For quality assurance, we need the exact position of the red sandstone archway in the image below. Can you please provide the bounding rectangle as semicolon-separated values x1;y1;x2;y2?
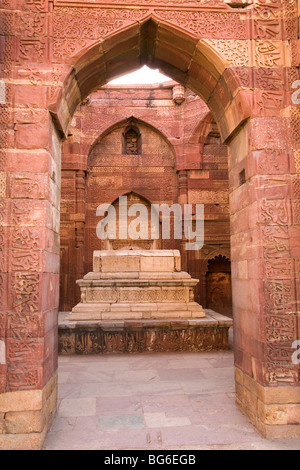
50;16;299;439
1;4;299;449
50;17;251;142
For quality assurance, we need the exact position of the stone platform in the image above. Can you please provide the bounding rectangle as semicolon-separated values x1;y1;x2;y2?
58;310;233;355
69;250;205;321
62;250;232;354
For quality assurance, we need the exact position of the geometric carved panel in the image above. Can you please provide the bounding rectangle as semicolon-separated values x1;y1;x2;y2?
0;172;6;198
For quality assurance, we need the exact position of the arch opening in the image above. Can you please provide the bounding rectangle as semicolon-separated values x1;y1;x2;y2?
51;17;250;142
205;255;232;317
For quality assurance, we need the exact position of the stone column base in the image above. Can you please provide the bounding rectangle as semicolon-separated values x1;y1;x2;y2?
235;367;300;438
0;373;57;450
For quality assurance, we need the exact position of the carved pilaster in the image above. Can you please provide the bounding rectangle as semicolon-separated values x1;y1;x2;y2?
75;170;86;284
178;170;188;271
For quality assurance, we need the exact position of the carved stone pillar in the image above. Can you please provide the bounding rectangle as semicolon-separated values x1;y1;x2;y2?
178;170;188;272
200;273;207;309
229;116;300;438
75;170;86;291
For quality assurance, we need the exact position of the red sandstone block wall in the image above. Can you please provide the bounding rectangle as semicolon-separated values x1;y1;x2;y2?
59;84;231;312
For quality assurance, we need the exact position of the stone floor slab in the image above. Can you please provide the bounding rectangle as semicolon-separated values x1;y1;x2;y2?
96;396;143;414
58;398;96;417
144;412;191;428
43;351;300;450
157;368;205;381
98;414;145;430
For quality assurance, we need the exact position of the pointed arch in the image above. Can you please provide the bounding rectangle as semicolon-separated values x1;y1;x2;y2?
87;116;176;165
102;191;162;251
189;111;215;146
109;190;154;209
50;17;250;142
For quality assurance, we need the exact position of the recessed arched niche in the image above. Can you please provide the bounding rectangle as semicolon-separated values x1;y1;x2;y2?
205;255;232;317
123;125;142;155
102;192;162;251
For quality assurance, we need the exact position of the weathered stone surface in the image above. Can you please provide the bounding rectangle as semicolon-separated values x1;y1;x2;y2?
0;374;57;450
93;250;181;273
1;0;299;449
236;367;300;438
0;413;4;434
4;411;45;435
288;406;300;425
59;310;232;355
0;430;48;451
94;253;140;273
70;250;205;321
0;390;44;413
140;252;177;273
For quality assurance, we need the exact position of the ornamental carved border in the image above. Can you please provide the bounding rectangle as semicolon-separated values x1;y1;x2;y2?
52;7;150;40
54;0;231;8
51;6;249;36
259;201;298;385
8;0;294;74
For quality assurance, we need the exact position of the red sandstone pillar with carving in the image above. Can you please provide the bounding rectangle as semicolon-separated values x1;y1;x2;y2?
0;0;59;449
178;169;188;272
229;113;300;435
75;169;86;299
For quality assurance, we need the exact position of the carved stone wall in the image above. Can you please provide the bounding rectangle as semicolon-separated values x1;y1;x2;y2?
60;84;230;312
0;0;299;448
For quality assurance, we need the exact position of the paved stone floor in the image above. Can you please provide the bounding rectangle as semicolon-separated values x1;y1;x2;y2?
43;349;300;450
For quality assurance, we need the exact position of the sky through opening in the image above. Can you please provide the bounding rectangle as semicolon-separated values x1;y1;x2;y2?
108;65;171;85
